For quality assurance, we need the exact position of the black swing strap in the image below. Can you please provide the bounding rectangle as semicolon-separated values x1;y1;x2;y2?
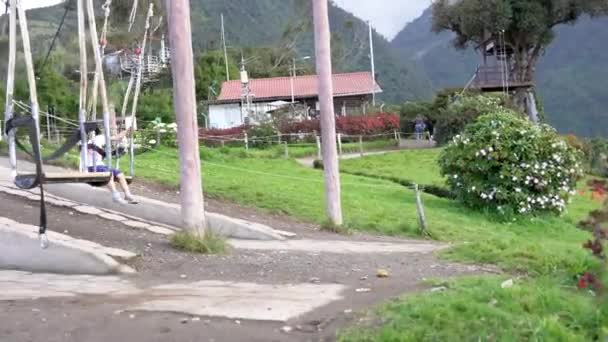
5;115;48;242
8;120;100;162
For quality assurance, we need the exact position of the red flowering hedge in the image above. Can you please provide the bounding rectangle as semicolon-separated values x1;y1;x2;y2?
279;113;399;136
199;125;248;138
199;113;400;141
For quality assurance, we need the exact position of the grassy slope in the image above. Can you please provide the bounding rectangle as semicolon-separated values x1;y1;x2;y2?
135;147;598;275
136;148;601;340
340;149;444;186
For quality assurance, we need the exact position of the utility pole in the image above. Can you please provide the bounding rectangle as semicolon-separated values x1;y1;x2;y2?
221;13;230;81
368;21;376;107
291;57;295;104
312;0;343;226
166;0;206;236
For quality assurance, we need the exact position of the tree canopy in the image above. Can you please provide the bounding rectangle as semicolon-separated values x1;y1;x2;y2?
432;0;608;82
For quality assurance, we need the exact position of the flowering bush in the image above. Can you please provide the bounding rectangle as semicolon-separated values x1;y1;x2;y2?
434;94;516;145
279;113;399;136
137;121;178;151
439;111;584;216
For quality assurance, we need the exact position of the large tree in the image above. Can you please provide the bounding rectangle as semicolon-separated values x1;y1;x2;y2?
432;0;608;118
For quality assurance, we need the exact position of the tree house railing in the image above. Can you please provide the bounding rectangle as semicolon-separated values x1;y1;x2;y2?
472;65;533;91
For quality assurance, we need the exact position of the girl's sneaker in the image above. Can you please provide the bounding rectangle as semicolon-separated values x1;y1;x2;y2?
112;192;128;205
124;194;139;204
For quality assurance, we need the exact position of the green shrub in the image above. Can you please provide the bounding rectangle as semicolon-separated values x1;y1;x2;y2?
583;137;608;177
439;111;584;216
247;123;278;148
434;94;517;145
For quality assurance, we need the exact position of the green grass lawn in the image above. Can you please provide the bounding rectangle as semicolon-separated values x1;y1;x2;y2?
340;149;444;186
133;147;603;340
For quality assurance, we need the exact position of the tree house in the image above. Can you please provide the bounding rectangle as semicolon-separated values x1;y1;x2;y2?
471;37;533;92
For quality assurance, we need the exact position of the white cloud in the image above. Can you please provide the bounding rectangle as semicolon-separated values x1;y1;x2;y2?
333;0;432;39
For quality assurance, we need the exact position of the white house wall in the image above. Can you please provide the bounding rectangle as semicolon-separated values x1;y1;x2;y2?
209;104;243;129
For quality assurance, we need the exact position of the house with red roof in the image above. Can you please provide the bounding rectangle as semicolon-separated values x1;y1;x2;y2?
208;71;382;129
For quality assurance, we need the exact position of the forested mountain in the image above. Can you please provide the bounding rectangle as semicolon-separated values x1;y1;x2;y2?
0;0;433;104
188;0;432;102
391;8;608;137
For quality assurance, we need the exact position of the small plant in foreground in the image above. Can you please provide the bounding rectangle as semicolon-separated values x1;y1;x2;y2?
440;111;584;216
320;220;351;235
170;231;229;254
578;180;608;338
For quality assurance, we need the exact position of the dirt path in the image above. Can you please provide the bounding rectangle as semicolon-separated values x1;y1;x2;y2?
0;191;487;342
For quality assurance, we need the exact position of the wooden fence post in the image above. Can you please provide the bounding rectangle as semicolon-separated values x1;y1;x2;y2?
244;132;249;151
284;141;289;159
414;184;429;236
359;135;364;157
156;128;161;147
337;133;343;156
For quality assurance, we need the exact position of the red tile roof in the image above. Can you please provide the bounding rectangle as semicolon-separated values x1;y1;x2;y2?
216;71;382;103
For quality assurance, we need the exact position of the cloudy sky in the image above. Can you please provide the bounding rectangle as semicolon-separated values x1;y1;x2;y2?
333;0;432;39
8;0;431;40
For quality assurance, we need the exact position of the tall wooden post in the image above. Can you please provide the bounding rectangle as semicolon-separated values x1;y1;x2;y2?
77;0;89;171
312;0;343;226
166;0;206;236
85;0;112;169
5;0;16;178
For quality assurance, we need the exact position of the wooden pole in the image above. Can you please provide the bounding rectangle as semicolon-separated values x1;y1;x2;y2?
359;135;363;157
5;0;17;177
121;74;135;118
85;0;113;168
77;0;89;171
244;132;249;151
89;0;112;121
129;4;155;176
45;106;51;141
166;0;206;236
312;0;342;226
414;184;428;236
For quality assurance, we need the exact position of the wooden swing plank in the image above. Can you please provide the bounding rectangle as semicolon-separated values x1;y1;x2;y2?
18;172;112;184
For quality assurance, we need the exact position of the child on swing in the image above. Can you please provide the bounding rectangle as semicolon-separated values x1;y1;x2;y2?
86;126;138;205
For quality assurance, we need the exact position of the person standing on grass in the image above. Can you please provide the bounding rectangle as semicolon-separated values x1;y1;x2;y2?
414;116;426;140
85;127;138;205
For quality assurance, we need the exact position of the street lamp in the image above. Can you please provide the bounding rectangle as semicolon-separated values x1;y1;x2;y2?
291;56;311;104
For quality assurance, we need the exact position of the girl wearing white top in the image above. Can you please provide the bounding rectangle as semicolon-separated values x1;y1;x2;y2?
86;127;137;204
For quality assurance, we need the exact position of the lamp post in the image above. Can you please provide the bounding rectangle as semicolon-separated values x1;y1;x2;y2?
291;56;311;104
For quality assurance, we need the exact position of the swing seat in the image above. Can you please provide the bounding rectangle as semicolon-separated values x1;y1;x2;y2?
15;172;113;190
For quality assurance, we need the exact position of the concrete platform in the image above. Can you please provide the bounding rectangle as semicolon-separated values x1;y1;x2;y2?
128;281;346;322
0;161;290;241
0;217;136;275
229;239;444;254
0;270;345;322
